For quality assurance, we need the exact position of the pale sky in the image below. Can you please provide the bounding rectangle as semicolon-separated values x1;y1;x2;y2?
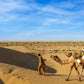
0;0;84;41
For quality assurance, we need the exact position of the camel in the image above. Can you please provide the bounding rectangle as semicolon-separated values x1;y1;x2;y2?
50;52;84;81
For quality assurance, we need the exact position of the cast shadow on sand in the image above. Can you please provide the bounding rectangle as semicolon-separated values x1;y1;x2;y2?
0;47;56;73
66;79;84;81
0;79;4;84
45;74;67;76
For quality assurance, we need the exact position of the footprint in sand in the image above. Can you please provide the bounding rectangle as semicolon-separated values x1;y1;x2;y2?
8;69;14;74
12;73;22;79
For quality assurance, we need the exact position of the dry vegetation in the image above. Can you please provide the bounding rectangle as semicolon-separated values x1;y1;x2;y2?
0;41;84;51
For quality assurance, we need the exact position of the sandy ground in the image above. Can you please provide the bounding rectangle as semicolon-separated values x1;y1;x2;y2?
0;46;84;84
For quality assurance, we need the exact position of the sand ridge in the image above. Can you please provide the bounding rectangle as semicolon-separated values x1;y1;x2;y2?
0;46;84;84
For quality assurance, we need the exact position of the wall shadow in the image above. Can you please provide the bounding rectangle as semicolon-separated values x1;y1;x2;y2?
0;47;56;73
0;79;4;84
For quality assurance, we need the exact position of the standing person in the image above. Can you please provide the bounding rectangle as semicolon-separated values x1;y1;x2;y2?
38;54;47;75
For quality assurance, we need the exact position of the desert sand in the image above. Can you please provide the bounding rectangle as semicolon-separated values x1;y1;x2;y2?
0;45;84;84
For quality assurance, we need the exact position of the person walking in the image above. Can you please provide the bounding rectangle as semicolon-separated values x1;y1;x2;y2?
38;54;47;75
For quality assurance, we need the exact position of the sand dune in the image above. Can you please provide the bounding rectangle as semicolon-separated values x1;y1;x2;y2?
0;46;84;84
